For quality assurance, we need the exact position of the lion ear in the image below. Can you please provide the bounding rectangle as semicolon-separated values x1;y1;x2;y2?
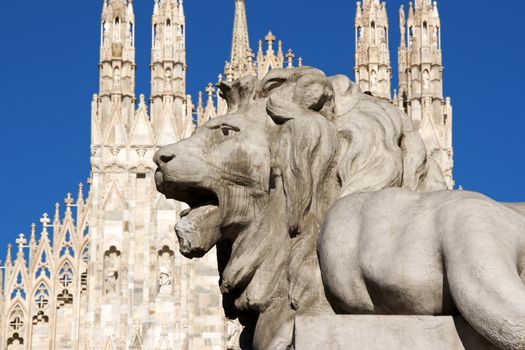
292;74;335;116
266;95;302;125
266;75;336;125
217;75;257;114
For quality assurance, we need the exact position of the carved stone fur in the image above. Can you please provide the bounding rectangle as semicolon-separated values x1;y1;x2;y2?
155;67;525;350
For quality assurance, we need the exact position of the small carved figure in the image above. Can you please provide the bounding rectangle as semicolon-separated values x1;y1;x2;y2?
370;70;377;88
113;68;121;89
423;70;431;90
104;250;120;295
158;265;172;295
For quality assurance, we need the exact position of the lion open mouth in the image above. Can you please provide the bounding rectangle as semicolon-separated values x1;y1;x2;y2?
156;171;222;257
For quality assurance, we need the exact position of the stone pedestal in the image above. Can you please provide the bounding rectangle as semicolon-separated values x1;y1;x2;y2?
293;316;498;350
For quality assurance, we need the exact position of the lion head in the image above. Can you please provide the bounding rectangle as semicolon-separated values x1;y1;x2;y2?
154;67;446;348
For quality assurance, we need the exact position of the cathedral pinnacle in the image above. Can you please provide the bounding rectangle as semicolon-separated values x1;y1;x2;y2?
227;0;254;80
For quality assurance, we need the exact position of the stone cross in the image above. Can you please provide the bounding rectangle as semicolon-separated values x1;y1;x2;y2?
35;295;49;309
40;213;51;235
16;234;27;252
60;274;73;288
206;83;215;101
9;317;23;331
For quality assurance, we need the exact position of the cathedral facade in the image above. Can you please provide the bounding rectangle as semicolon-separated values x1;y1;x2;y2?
0;0;453;349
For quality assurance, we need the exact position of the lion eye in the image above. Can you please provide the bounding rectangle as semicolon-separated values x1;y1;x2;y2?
220;125;240;137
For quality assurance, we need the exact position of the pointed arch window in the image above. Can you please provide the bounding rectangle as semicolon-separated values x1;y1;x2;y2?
114;17;121;42
166;19;172;43
423;21;428;44
7;305;25;349
32;283;50;325
56;262;74;308
435;26;440;49
129;22;134;46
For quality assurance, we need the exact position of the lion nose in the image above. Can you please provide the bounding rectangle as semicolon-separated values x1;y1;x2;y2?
154;148;176;166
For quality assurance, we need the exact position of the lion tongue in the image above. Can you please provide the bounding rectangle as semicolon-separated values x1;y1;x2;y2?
176;203;221;258
178;203;220;231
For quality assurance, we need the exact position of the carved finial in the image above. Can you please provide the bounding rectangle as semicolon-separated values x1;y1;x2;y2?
41;213;51;236
298;57;303;67
206;83;215;101
218;74;223;83
16;233;27;257
265;31;276;52
30;223;37;244
139;94;146;106
77;183;85;203
54;203;60;223
277;40;283;54
197;91;204;108
65;193;74;214
6;244;12;265
286;49;295;69
433;1;439;17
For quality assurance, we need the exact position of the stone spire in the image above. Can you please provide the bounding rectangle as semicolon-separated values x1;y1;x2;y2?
398;0;454;188
97;0;136;137
226;0;255;81
150;0;189;138
354;0;392;100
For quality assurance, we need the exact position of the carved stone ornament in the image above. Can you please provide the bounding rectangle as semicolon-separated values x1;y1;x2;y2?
155;67;525;350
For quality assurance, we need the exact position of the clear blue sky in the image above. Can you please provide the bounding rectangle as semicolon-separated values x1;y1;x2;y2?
0;0;524;251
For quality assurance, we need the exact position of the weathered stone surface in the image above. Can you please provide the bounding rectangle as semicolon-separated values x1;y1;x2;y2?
293;316;498;350
156;65;525;350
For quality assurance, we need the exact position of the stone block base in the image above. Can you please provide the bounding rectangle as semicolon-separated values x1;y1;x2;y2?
293;315;498;350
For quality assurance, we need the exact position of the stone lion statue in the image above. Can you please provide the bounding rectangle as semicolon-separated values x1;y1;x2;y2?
154;67;525;350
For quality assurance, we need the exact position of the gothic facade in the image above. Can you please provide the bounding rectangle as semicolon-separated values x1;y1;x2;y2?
0;0;454;349
354;0;453;187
